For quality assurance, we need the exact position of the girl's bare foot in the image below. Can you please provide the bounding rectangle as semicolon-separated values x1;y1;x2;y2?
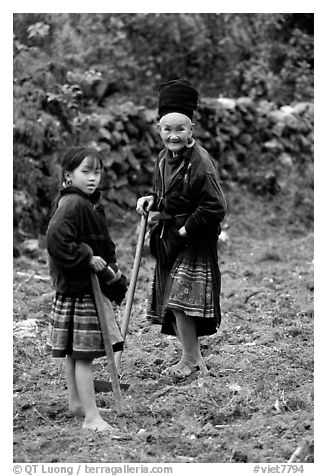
70;405;85;417
82;415;113;432
70;404;111;418
99;408;111;413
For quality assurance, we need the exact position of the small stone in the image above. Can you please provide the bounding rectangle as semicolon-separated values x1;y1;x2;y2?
21;239;41;257
232;450;248;463
137;428;148;439
228;383;242;393
198;422;219;437
306;281;314;291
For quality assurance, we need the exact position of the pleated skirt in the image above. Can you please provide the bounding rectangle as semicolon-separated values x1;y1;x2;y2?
146;237;221;337
46;292;123;359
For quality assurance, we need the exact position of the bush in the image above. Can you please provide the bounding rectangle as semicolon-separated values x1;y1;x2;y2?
13;87;313;240
13;14;313;243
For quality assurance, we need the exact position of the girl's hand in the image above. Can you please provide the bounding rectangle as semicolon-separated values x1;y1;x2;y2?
90;256;107;272
136;195;154;215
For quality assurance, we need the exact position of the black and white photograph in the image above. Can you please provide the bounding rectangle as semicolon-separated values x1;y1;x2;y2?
11;7;316;472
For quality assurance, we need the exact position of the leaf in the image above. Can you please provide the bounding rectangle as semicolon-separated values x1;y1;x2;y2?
263;139;283;151
99;127;111;141
125;148;140;170
114;177;129;189
115;120;124;131
111;131;122;145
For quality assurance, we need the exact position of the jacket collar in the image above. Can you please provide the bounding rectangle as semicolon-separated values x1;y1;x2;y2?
158;145;194;197
59;186;101;205
163;145;194;163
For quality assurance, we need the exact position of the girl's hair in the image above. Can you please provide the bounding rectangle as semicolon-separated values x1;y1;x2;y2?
61;147;103;183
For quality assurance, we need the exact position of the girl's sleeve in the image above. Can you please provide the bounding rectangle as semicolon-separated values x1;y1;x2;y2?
46;203;93;270
184;172;227;236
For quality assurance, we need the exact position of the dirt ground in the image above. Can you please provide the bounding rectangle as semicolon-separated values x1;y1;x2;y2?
13;192;314;464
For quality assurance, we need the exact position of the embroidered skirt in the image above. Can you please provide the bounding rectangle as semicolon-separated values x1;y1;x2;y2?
146;237;221;337
46;292;123;359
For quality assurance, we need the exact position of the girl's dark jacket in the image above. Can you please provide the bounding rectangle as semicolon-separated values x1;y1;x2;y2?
46;187;126;304
149;142;227;265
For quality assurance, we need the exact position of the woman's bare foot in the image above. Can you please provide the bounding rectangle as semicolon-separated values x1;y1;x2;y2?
194;359;209;374
164;357;209;378
164;359;198;378
82;415;113;432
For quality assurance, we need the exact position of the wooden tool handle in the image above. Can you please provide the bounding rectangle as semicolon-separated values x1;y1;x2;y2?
115;212;148;369
91;273;124;416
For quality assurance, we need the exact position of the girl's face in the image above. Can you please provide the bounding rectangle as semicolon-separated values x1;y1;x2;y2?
158;112;194;154
65;156;102;195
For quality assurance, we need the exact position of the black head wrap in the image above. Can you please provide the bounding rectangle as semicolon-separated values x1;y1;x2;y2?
158;79;198;120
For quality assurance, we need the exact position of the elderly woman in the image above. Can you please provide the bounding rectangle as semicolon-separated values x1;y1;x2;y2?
137;79;227;378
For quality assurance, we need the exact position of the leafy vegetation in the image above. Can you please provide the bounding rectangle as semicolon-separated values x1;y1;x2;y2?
13;13;314;243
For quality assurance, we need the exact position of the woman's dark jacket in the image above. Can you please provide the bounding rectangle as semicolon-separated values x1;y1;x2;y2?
149;142;227;264
46;187;126;303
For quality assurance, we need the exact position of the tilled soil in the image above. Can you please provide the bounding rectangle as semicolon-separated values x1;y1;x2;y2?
13;203;314;464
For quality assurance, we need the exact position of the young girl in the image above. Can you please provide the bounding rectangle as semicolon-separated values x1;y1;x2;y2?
136;79;227;378
46;146;126;431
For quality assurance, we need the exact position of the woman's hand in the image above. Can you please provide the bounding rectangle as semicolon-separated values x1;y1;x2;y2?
178;226;187;237
136;195;154;215
90;256;107;272
107;267;122;283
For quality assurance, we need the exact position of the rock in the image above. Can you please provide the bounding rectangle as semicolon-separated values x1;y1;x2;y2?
137;428;149;440
232;450;248;462
218;230;231;249
198;422;220;437
278;152;293;169
269;110;290;122
14;319;39;338
263;139;283;151
153;358;163;365
292;102;311;115
306;280;314;291
303;421;311;430
236;97;255;107
13;244;21;257
228;383;242;393
217;98;236;109
280;105;295;114
35;292;55;304
21;239;41;258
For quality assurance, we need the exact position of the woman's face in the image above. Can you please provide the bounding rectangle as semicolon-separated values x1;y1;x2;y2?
65;156;101;195
158;112;194;154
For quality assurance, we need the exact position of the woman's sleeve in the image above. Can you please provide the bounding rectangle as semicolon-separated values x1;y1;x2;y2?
46;204;93;270
184;172;227;236
146;152;164;212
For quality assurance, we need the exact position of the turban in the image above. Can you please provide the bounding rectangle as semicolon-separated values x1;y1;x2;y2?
158;79;198;120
